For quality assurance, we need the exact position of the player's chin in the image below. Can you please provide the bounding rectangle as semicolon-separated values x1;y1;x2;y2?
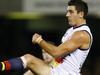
69;23;74;26
69;21;76;26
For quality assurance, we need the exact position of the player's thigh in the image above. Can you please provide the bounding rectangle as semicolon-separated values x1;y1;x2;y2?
24;54;51;75
24;70;34;75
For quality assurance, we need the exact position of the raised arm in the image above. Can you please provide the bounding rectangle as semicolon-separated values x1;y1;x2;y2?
32;31;90;57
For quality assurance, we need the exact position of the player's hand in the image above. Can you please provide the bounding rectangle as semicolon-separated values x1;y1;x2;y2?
32;33;42;44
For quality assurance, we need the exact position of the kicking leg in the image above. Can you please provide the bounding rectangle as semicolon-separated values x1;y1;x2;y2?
0;57;24;71
23;54;51;75
0;54;51;75
24;70;34;75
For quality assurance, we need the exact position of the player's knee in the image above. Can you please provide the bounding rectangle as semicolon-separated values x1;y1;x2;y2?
24;54;33;64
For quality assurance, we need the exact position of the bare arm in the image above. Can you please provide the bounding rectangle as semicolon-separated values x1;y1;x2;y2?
32;31;90;57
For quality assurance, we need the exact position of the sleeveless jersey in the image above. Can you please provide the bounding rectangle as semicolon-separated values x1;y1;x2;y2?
51;25;93;75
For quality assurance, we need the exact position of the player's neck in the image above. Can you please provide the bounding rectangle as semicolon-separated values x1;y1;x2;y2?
73;19;86;28
77;19;86;26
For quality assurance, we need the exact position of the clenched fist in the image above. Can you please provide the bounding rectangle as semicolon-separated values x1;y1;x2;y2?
32;33;43;44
